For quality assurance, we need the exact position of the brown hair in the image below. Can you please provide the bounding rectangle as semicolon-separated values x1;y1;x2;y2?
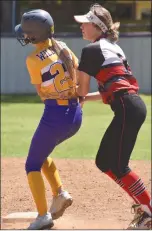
90;3;120;42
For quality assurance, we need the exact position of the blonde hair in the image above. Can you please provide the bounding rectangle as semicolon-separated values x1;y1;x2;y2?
51;38;77;98
90;3;120;42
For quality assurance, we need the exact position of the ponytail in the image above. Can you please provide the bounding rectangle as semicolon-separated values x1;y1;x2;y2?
51;37;77;97
106;22;120;43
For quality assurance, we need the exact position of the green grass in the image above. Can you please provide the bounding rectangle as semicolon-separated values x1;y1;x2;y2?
1;95;151;160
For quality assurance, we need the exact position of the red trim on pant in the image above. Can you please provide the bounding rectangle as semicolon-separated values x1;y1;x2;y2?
118;97;126;175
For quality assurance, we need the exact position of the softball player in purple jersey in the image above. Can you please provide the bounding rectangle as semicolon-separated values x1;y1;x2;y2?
15;9;82;230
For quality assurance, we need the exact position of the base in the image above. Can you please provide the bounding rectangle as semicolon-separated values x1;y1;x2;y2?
2;212;38;223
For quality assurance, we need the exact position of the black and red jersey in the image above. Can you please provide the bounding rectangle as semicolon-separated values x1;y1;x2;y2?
78;38;139;104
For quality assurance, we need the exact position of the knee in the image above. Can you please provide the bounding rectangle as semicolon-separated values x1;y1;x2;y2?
41;157;53;170
95;156;102;171
25;158;42;174
95;154;109;172
110;166;131;179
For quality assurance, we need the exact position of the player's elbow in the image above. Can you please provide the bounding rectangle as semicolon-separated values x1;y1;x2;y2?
77;86;89;97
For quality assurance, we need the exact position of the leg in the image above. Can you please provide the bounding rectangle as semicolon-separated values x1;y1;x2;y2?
96;95;151;214
111;96;151;216
26;104;82;228
42;157;73;220
41;103;82;196
25;120;60;230
42;157;62;196
95;115;139;202
25;121;59;216
47;124;81;219
48;106;82;219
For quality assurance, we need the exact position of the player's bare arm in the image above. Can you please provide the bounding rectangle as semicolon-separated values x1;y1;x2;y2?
85;91;101;101
76;70;91;96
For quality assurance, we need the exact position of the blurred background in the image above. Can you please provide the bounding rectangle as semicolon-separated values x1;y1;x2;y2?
1;1;151;160
1;0;151;95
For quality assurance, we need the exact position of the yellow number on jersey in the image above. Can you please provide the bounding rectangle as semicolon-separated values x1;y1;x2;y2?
50;62;73;93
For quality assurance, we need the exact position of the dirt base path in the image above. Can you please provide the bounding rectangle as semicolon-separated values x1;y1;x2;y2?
1;158;151;230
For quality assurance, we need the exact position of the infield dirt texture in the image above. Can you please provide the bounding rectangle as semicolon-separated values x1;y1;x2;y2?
1;158;151;229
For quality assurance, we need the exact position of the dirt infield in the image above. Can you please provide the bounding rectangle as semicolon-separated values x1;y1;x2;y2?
1;158;151;230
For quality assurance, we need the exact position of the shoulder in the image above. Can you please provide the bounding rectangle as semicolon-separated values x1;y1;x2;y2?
26;55;31;65
82;41;100;52
26;54;37;69
26;55;33;66
80;41;102;60
26;48;38;65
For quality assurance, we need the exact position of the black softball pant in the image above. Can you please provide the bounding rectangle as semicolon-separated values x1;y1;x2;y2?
95;93;147;178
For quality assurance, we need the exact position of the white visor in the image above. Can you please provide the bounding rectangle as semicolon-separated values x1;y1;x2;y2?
74;11;108;33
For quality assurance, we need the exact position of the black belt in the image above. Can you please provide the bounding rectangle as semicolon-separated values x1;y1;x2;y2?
113;89;137;99
108;89;137;104
98;76;132;93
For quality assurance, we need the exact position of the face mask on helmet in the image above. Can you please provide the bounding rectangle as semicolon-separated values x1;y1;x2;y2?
14;24;32;46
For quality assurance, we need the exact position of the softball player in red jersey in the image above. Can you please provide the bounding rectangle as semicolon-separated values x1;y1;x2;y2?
15;9;82;230
74;3;151;230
